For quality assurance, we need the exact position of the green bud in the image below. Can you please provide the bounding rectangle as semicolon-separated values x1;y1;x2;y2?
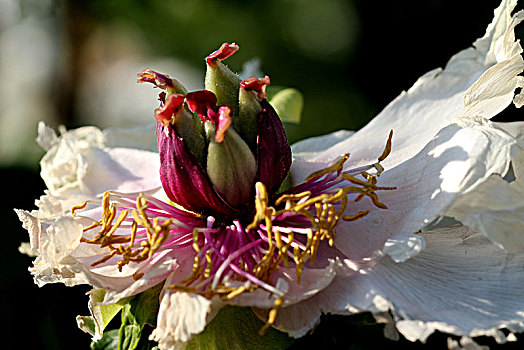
205;121;256;207
236;88;261;151
205;43;242;107
174;109;206;165
205;61;242;108
236;76;271;151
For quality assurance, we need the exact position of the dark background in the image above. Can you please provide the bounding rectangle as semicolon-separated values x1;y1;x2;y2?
2;0;523;348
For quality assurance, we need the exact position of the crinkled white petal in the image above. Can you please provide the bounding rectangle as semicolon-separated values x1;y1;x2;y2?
446;122;524;252
41;215;83;267
15;211;91;287
291;0;523;184
15;209;41;252
36;121;58;151
513;76;524;107
150;285;223;349
17;202;180;296
39;124;160;199
334;118;515;260
28;255;89;287
447;336;488;350
318;226;524;342
40;125;105;192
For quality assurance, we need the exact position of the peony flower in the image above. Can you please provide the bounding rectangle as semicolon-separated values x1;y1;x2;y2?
16;0;524;348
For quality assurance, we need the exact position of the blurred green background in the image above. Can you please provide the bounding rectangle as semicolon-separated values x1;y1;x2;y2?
1;0;522;348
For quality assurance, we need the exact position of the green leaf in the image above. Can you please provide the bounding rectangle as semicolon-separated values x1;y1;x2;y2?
268;88;304;124
78;289;132;339
91;289;132;336
184;306;293;350
77;315;97;336
118;283;164;350
91;329;120;350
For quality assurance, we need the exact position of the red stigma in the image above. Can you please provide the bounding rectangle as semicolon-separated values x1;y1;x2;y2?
241;76;271;99
206;43;240;65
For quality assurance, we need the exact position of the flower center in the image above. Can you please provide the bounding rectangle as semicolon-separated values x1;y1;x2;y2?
72;131;394;296
71;131;395;332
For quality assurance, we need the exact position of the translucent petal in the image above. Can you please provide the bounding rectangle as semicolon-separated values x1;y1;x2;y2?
291;0;524;182
277;226;524;341
334;118;515;259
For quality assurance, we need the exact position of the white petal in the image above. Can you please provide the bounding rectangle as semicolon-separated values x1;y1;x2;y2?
291;130;354;161
291;0;523;182
446;136;524;252
150;287;223;348
42;216;83;266
99;250;179;303
334;118;515;259
29;255;88;287
460;8;524;119
14;209;41;251
320;226;524;342
40;126;104;192
380;233;426;263
39;124;160;199
495;121;524;139
36;121;58;151
227;258;341;309
77;147;160;195
253;296;322;338
447;336;488;350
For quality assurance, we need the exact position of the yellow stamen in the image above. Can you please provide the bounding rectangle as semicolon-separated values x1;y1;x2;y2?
258;295;284;335
304;153;349;182
225;286;249;300
71;201;87;216
75;191;173;271
204;250;213;278
378;130;394;162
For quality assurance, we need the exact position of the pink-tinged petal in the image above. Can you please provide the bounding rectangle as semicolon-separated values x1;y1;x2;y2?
257;100;292;194
154;94;185;126
99;249;180;303
157;122;236;215
185;90;218;122
241;76;271;100
228;258;341;309
205;42;239;66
